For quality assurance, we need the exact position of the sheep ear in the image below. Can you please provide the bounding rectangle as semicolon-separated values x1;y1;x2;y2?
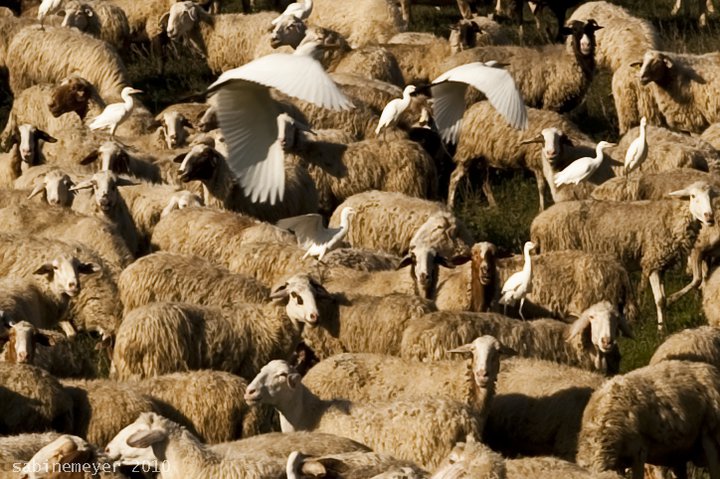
35;331;55;347
79;150;100;165
300;460;327;476
36;129;57;143
498;344;517;356
70;179;94;191
447;343;474;356
116;177;139;187
78;262;100;274
630;61;642;67
181;116;193;128
161;196;179;218
560;134;574;146
127;429;167;448
559;25;573;36
270;282;289;299
27;182;46;200
309;278;331;299
33;263;54;278
159;12;169;30
116;150;131;173
397;254;414;270
663;57;673;69
172;152;187;164
519;134;544;145
287;372;302;389
565;313;592;341
618;314;634;339
668;187;690;198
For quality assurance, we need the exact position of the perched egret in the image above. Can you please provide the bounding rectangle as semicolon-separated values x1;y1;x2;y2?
206;46;353;205
375;85;417;139
499;241;536;320
38;0;63;30
430;61;528;144
271;0;313;25
624;116;648;177
553;140;616;187
88;86;142;138
277;207;355;260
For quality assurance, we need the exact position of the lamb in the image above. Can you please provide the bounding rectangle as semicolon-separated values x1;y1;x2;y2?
111;273;324;380
6;25;130;102
308;0;405;46
0;234;122;339
118;252;270;314
172;141;319;222
531;181;716;330
400;302;632;374
278;114;438;213
438;19;602;112
576;360;720;479
328;191;473;258
567;1;660;72
484;356;605;460
163;3;279;74
60;0;131;50
0;362;74;435
0;254;99;337
705;268;720;325
245;359;481;470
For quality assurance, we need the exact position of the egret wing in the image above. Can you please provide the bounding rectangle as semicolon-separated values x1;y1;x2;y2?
277;214;326;249
501;272;523;296
88;103;125;130
554;158;591;186
428;81;468;144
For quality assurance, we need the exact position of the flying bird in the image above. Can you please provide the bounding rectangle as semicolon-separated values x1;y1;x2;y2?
38;0;63;30
206;47;353;205
624;116;648;177
553;140;615;187
277;207;355;261
430;61;528;144
88;86;142;138
375;85;417;139
271;0;313;25
499;241;536;320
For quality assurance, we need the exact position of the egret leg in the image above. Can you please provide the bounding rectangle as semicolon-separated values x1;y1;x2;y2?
519;297;525;320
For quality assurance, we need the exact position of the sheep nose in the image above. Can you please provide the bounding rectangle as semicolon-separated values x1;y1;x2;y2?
17;351;28;362
20;148;31;159
48;198;58;205
309;312;318;322
705;212;715;225
601;337;613;348
419;273;428;283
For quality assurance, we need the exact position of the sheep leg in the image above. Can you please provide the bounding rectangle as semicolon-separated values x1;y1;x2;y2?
534;170;546;212
447;162;469;209
671;0;683;16
481;166;497;207
59;320;77;338
703;432;720;479
457;0;473;19
668;248;703;304
632;451;647;479
400;0;411;24
671;465;688;479
648;270;666;332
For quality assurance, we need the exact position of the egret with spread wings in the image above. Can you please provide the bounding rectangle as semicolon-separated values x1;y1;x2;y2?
430;61;528;144
206;46;353;205
277;207;355;260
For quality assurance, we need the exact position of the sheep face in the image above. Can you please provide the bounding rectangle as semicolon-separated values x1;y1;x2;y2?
166;1;200;40
244;359;301;406
270;274;323;326
105;421;158;467
160;191;203;217
566;301;630;374
471;242;496;286
72;171;137;213
669;181;716;226
27;171;75;206
175;144;218;183
198;105;217;132
15;124;56;166
399;246;466;299
448;19;480;54
80;141;132;175
49;76;94;120
541;127;572;163
450;336;504;389
277;113;299;151
271;16;307;49
61;1;92;31
0;320;53;364
561;19;602;58
21;435;94;479
638;51;673;86
33;255;100;298
160;112;191;150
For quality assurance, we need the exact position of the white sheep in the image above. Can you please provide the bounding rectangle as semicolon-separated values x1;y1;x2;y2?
308;0;405;46
0;124;57;187
60;0;131;50
246;359;481;470
705;268;720;325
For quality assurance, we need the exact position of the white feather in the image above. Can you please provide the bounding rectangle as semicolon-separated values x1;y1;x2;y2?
277;207;355;260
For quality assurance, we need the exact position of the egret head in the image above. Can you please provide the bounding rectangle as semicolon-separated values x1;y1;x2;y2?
596;140;616;150
121;86;143;97
639;116;647;127
403;85;417;97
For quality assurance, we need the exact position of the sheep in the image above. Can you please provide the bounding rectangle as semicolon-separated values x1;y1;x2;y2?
118;252;269;314
6;25;130;102
172;141;320;222
111;412;289;479
155;110;193;150
79;141;164;183
0;362;74;435
567;1;659;72
0;124;57;188
400;301;632;374
438;19;603;113
433;439;623;479
328;191;473;258
591;168;719;202
245;359;481;470
484;356;605;460
71;170;141;257
649;325;720;369
0;432;63;472
308;0;405;46
531;181;716;330
576;360;720;479
162;3;279;74
705;268;720;325
302;336;506;433
0;201;134;272
0;12;33;70
111;273;325;380
0;254;99;337
60;0;131;50
671;0;719;26
701;122;720;150
614;50;720;135
286;450;427;479
0;234;122;339
278;114;438;213
0;320;96;378
60;378;161;447
22;169;76;207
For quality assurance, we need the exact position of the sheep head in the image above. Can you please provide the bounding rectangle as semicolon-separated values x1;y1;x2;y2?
561;18;602;58
80;141;132;175
271;15;308;49
637;51;674;87
164;1;204;40
0;320;54;365
61;0;94;32
448;335;513;389
27;170;75;206
71;170;137;213
521;127;574;164
398;245;470;299
125;413;173;450
244;359;301;406
105;420;158;467
198;104;217;132
449;18;480;54
669;181;716;226
158;111;192;150
173;144;220;182
433;440;506;479
270;274;329;327
21;435;94;479
33;254;100;298
14;124;56;166
49;76;96;120
160;190;203;218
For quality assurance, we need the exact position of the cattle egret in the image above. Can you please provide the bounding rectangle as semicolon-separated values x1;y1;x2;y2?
206;48;353;205
375;85;417;139
271;0;313;25
88;86;142;138
430;61;528;144
38;0;63;30
277;207;355;260
499;241;536;320
624;116;648;176
554;140;615;187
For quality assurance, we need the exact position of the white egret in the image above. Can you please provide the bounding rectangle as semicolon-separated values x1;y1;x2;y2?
271;0;313;25
553;140;616;187
206;46;353;205
277;207;355;260
375;85;417;139
624;116;648;177
88;86;142;138
430;61;528;144
38;0;63;30
499;241;536;320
